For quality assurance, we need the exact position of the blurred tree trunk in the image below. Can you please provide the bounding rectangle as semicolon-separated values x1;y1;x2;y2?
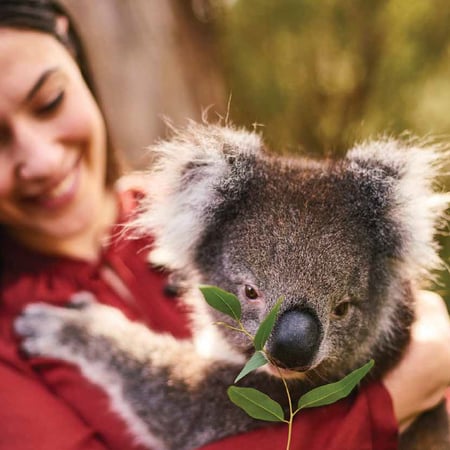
61;0;227;168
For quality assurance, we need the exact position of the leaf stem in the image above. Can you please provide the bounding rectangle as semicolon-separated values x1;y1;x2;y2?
275;365;295;450
213;322;246;334
214;320;255;342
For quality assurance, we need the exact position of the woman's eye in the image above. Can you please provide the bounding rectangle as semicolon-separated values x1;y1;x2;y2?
244;285;259;300
36;91;65;115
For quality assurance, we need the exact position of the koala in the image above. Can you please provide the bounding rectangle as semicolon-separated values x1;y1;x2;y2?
15;123;449;450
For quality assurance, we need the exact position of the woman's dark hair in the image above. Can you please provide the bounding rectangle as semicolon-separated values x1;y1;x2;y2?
0;0;124;185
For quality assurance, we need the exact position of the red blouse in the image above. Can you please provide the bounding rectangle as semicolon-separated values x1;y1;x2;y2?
0;190;398;450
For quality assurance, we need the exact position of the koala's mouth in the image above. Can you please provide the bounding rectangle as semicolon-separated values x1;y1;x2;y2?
263;363;309;380
241;346;315;380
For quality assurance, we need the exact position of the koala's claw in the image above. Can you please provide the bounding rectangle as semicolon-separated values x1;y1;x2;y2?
66;291;97;309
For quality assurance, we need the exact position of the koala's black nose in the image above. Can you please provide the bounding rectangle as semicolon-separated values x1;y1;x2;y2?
269;309;321;370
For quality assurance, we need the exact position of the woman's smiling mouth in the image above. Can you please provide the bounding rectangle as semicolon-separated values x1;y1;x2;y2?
22;159;82;211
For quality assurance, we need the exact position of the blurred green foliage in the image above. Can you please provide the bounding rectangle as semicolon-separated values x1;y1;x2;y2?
218;0;449;303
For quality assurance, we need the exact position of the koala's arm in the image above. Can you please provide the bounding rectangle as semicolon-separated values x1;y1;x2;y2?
14;296;260;450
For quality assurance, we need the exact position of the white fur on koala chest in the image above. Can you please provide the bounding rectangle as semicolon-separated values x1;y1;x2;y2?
193;322;246;365
186;289;246;365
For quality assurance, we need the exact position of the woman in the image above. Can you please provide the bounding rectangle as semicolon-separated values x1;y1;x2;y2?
0;1;449;449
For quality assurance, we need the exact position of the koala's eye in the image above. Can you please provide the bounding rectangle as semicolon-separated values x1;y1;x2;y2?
333;301;351;319
244;285;259;300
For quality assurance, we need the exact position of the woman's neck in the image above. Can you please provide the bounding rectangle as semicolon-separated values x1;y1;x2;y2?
52;189;119;261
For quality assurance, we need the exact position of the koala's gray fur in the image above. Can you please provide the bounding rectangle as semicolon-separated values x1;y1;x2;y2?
15;123;450;450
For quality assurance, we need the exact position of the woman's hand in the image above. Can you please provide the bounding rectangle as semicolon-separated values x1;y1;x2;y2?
383;290;450;431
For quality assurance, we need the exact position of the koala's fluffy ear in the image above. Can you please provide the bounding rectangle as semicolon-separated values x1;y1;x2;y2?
132;123;263;270
346;138;449;281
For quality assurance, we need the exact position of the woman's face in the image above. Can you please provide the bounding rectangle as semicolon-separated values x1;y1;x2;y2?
0;28;109;247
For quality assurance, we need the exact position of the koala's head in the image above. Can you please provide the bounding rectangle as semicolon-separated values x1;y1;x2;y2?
135;123;448;380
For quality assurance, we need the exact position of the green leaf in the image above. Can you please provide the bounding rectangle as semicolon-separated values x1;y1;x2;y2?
199;285;241;321
297;360;374;410
254;296;283;351
227;386;285;422
235;351;268;383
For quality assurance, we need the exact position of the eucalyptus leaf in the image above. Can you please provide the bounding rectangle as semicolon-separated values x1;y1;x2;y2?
254;296;283;351
235;351;268;383
199;285;241;321
297;360;374;410
228;386;285;422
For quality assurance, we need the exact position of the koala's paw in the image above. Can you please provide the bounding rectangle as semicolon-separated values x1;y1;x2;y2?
14;295;129;361
14;302;84;359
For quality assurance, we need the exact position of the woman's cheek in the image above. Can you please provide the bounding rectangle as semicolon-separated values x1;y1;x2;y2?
55;93;102;145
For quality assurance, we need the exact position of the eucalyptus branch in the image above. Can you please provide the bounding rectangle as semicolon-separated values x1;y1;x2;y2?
213;321;254;340
200;285;374;450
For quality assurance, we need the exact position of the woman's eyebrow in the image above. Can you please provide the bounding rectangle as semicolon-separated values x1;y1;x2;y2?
26;67;58;102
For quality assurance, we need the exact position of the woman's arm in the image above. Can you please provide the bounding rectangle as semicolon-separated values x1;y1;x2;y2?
384;290;450;432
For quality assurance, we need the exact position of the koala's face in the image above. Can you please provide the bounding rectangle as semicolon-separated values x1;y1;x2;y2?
143;124;445;380
194;156;398;379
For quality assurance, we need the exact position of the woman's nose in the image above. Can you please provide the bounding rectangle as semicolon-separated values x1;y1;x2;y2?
14;125;63;180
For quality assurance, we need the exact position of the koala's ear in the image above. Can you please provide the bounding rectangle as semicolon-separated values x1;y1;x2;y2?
346;138;449;280
131;123;264;270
